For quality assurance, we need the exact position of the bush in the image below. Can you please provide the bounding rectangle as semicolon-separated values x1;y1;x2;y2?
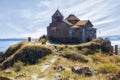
39;38;47;44
96;63;120;74
93;38;112;53
60;52;88;63
82;42;100;50
13;61;24;72
38;35;47;44
13;45;52;65
81;48;92;55
76;42;100;55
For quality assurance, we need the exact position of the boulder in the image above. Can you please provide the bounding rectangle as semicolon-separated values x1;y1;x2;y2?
56;66;64;71
72;66;97;76
82;67;92;73
82;67;96;76
72;66;82;74
53;73;61;80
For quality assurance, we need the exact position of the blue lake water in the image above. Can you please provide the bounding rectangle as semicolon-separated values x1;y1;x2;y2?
0;39;119;52
0;39;26;52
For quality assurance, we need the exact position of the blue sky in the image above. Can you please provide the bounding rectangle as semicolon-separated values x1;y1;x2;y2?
0;0;120;38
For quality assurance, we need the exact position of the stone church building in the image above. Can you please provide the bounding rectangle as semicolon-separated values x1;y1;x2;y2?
47;10;96;43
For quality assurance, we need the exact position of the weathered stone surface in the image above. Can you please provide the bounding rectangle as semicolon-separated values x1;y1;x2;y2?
72;66;82;74
56;66;64;71
72;66;97;76
53;73;61;80
47;10;96;43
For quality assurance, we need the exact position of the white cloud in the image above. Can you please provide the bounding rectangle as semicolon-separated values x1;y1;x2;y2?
0;0;120;38
93;19;117;26
21;27;47;38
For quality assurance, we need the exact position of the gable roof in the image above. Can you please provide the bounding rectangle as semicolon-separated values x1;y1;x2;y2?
52;9;64;17
63;20;73;26
65;14;80;21
71;25;83;28
75;20;89;26
71;20;93;28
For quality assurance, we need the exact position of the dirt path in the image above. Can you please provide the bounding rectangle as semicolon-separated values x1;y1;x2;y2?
40;55;58;72
32;54;58;80
32;74;46;80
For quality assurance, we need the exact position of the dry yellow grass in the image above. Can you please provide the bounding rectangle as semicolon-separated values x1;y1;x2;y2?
96;62;120;74
0;39;120;80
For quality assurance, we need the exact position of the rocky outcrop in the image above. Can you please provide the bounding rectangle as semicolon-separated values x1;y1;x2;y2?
72;66;97;76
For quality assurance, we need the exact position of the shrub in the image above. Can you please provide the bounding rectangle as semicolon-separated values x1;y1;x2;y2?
40;38;47;44
76;38;113;55
96;63;120;74
81;48;92;55
92;38;112;53
60;52;88;63
13;61;24;72
76;42;100;55
38;35;47;44
13;45;52;65
82;42;100;50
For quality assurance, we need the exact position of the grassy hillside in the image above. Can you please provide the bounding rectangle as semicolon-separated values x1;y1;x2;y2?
0;41;53;69
0;38;120;80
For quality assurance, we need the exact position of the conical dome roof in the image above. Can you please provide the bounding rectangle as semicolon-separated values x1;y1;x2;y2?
52;9;64;17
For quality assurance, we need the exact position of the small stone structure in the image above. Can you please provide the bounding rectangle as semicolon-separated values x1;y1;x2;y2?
111;45;119;55
114;45;118;55
47;10;96;43
28;37;31;42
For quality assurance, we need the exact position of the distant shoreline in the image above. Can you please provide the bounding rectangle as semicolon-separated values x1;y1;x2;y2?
0;38;37;41
0;39;119;52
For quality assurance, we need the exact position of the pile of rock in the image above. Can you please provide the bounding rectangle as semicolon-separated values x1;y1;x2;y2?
72;66;97;76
